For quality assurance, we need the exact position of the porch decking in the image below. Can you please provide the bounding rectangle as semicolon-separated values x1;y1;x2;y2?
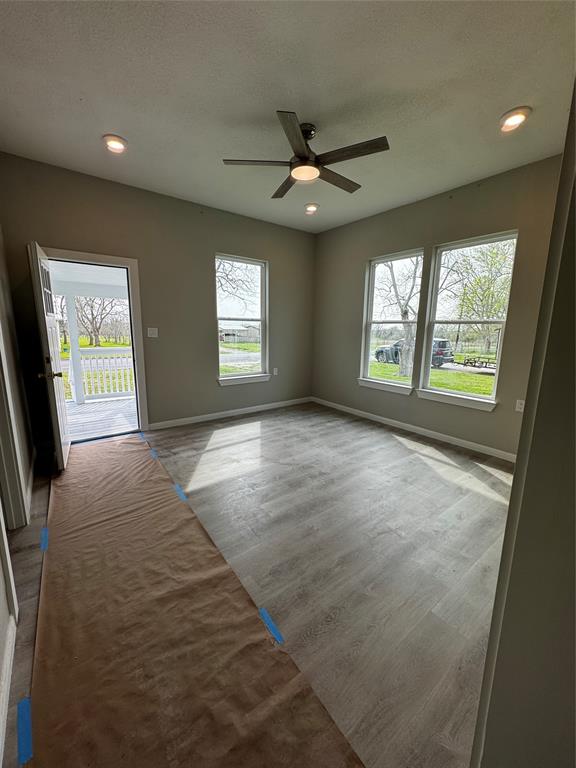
65;397;139;442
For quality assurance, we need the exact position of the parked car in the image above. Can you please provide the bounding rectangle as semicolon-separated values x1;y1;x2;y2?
374;338;454;367
374;339;403;363
430;339;454;367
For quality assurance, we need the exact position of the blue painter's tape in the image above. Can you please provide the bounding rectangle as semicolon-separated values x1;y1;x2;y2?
39;527;49;552
174;483;187;502
17;697;33;765
149;448;158;460
259;608;284;644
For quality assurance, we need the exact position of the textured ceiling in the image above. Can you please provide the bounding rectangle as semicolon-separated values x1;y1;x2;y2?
0;1;573;233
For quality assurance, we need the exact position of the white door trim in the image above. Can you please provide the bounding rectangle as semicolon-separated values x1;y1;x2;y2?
0;363;28;529
42;247;149;430
0;496;17;622
0;614;16;767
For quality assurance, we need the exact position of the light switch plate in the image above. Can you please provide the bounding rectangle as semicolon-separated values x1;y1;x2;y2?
147;327;158;338
515;399;525;413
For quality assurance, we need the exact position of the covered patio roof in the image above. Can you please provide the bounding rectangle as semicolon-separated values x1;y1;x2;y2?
50;259;128;300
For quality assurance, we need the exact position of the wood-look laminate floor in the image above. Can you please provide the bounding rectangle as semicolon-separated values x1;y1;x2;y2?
3;477;50;768
146;403;513;768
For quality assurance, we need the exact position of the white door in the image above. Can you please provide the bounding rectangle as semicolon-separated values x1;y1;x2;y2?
28;242;70;470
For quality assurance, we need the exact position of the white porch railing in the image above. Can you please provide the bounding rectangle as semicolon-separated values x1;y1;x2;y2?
81;347;135;400
68;347;135;403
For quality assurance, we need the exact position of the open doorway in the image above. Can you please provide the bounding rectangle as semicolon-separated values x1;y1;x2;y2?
50;260;138;441
29;245;148;455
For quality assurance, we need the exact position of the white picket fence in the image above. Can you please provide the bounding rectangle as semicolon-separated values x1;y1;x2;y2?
79;347;135;400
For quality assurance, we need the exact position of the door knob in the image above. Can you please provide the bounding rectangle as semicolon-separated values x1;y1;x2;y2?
38;372;63;379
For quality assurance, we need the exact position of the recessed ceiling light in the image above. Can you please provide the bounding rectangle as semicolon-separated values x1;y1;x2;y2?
102;134;128;154
291;162;320;181
500;107;532;133
305;203;319;215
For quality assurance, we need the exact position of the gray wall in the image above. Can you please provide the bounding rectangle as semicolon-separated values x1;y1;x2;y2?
313;157;561;456
475;92;574;768
0;152;315;457
482;190;574;768
0;152;563;462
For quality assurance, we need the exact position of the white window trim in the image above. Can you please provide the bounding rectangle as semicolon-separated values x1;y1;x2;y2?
418;230;518;405
357;377;413;395
433;230;519;253
416;388;497;411
360;248;424;386
215;253;269;381
218;373;271;386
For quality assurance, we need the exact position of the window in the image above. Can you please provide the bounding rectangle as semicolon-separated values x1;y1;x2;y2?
362;251;423;387
423;234;517;399
215;255;268;380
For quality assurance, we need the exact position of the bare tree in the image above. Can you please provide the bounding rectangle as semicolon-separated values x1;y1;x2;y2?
216;258;259;312
374;256;421;376
101;300;131;344
54;295;68;346
75;297;118;347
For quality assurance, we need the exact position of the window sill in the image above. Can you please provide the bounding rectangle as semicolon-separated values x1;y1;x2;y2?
416;389;497;411
218;374;271;386
357;378;413;395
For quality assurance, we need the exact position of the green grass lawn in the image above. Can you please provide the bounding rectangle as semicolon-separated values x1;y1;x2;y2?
220;342;260;352
219;364;262;375
60;338;131;359
367;362;412;384
368;361;494;396
63;371;72;400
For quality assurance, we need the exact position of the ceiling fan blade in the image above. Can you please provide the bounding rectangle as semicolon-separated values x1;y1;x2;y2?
271;176;296;199
276;111;309;159
316;136;390;166
319;166;361;193
223;159;290;166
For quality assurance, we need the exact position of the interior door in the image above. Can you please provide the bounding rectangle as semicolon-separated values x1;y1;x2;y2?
28;242;70;469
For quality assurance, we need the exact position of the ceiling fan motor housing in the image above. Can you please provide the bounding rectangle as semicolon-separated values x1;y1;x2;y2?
291;157;318;170
300;122;317;142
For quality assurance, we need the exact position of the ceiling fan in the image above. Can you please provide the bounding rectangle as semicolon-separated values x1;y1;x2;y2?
223;110;390;199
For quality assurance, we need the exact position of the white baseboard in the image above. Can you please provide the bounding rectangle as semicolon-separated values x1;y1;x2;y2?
0;616;16;767
148;397;312;431
147;393;516;463
311;397;517;463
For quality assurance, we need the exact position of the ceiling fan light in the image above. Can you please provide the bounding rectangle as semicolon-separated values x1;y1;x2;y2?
291;163;320;181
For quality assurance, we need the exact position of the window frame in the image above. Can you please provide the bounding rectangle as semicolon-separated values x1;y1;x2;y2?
359;248;424;393
215;253;269;384
418;230;518;404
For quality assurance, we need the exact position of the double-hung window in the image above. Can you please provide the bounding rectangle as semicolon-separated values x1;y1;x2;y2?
215;255;268;381
422;233;517;400
360;233;518;406
362;250;423;387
